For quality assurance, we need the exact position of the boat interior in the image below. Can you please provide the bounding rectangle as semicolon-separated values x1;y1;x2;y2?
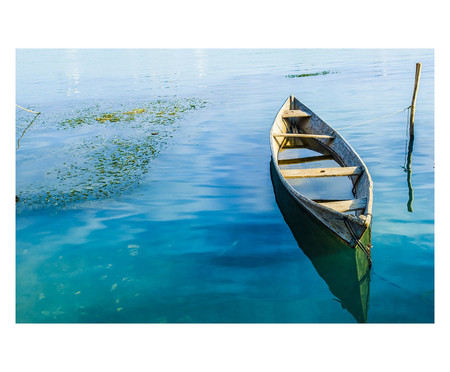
274;107;367;219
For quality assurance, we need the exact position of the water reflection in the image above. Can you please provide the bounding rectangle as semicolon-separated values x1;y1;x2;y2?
405;135;415;212
64;50;82;96
270;160;371;323
195;49;207;78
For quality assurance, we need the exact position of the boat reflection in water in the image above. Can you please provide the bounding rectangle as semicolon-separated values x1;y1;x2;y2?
270;160;371;323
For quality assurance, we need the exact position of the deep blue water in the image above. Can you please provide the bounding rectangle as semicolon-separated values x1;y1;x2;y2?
16;49;434;323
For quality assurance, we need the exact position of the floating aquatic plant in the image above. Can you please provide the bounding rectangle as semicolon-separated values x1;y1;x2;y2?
58;100;203;130
95;113;121;123
16;98;208;212
285;70;337;78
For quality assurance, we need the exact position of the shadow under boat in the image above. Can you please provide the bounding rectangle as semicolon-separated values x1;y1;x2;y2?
270;159;371;323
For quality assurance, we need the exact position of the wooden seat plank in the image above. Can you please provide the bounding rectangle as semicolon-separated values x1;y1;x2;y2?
281;166;362;179
315;198;367;212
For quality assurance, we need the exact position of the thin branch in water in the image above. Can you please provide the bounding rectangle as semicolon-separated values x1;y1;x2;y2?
16;112;40;150
16;104;41;114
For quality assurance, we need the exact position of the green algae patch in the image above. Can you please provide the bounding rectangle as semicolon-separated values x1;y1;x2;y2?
124;108;146;115
285;70;337;78
95;113;122;123
58;100;203;130
16;98;208;213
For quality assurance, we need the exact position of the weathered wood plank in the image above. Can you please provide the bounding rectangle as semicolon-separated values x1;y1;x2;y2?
316;198;367;212
281;166;363;179
282;110;311;118
278;154;334;165
273;133;334;139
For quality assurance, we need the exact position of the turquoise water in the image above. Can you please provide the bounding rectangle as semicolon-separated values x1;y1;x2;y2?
16;49;434;323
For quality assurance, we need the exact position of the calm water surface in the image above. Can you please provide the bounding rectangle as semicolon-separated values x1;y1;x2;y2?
16;49;434;323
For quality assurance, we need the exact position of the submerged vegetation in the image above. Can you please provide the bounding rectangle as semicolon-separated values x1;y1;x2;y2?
285;70;337;78
16;98;207;212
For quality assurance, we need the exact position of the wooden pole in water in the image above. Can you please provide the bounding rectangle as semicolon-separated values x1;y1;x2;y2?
405;62;421;212
409;63;422;137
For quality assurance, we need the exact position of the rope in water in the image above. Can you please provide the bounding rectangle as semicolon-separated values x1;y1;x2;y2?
335;105;411;131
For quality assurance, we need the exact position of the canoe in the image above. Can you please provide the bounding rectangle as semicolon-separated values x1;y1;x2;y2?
270;160;370;323
270;95;373;259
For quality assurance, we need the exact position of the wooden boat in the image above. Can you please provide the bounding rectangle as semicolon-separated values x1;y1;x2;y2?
270;95;373;257
270;160;370;323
